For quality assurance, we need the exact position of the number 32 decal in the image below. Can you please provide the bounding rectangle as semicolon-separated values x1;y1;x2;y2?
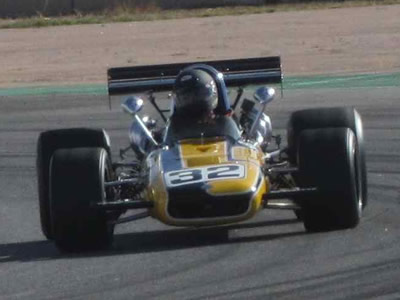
165;164;245;187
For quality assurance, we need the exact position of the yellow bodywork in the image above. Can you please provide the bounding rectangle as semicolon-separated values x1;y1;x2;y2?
146;138;269;226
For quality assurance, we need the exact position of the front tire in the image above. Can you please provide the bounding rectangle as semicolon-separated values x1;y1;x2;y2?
297;128;361;232
287;107;367;208
37;128;111;240
50;147;114;252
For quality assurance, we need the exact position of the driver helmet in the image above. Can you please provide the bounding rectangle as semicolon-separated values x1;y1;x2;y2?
174;68;218;118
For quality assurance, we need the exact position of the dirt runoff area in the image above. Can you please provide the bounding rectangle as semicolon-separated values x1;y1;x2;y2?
1;4;400;88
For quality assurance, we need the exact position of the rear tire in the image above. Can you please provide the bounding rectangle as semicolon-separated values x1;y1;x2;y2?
297;128;362;232
37;128;111;240
50;147;114;252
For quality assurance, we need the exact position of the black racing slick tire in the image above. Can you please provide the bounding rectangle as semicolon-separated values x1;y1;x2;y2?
50;147;114;252
37;128;111;240
287;107;367;208
297;128;362;232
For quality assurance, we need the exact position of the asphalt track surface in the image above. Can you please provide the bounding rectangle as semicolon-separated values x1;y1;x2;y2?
0;85;399;299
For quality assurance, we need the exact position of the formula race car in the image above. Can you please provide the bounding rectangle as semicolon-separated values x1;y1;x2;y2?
36;57;367;252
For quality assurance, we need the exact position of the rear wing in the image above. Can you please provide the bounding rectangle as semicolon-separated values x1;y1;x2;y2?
107;56;283;96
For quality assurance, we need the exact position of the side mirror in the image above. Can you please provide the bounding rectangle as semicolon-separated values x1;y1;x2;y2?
254;86;275;105
121;96;144;115
247;87;275;139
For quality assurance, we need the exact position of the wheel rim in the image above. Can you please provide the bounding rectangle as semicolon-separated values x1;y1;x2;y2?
100;150;114;203
352;136;363;217
99;149;115;236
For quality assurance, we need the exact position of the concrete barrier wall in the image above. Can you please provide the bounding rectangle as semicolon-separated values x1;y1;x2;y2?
74;0;108;13
0;0;72;18
1;0;296;18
